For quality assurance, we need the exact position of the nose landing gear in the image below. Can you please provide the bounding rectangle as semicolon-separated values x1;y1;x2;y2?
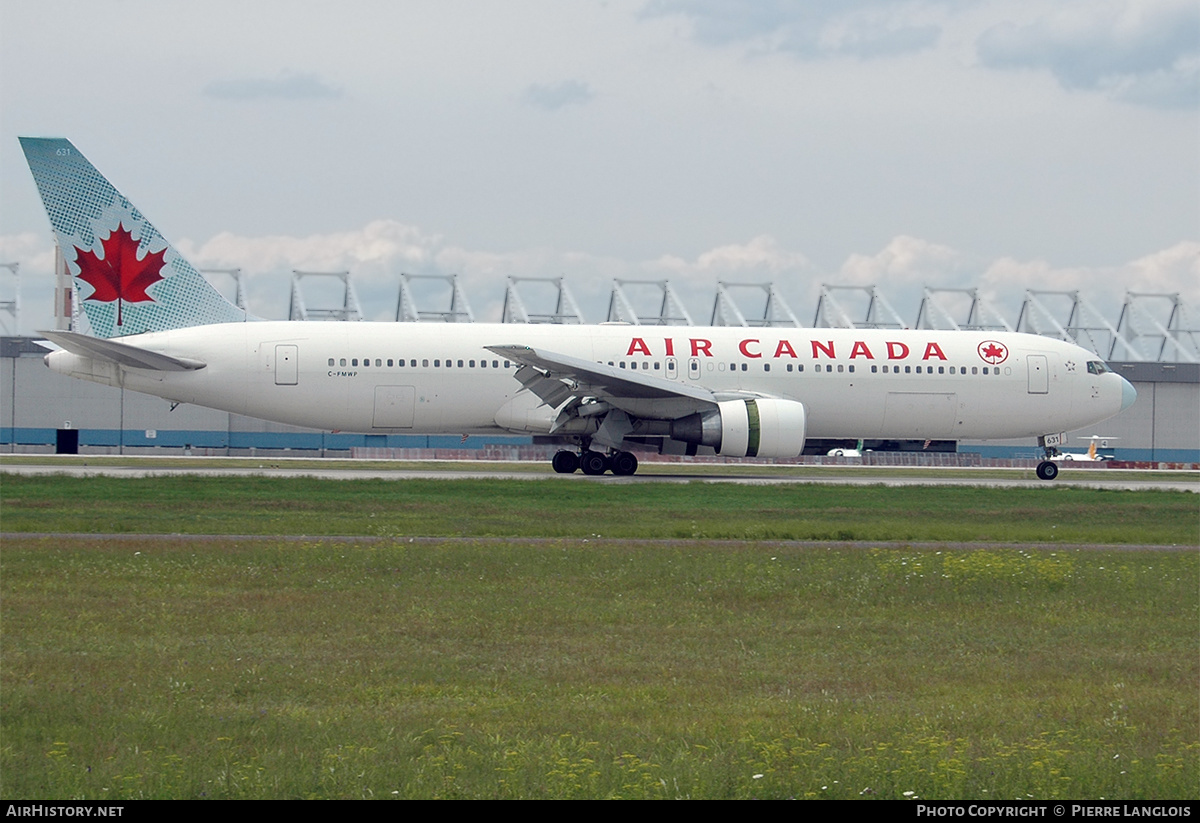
1035;460;1059;481
1036;433;1063;481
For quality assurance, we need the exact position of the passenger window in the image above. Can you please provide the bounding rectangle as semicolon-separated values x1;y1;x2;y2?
375;359;382;367
764;364;771;372
352;358;359;366
339;358;346;367
327;358;334;366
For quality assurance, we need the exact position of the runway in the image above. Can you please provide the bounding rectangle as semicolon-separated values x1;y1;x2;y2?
2;458;1196;492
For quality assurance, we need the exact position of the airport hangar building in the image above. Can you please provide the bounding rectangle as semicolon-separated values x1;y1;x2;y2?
3;337;1196;462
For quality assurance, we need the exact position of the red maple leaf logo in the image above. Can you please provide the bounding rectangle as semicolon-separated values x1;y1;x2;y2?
73;224;167;326
977;340;1008;364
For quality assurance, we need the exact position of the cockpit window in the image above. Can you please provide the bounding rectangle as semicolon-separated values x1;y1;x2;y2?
1087;361;1109;375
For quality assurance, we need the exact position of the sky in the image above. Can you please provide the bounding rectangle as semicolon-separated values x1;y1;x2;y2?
1;0;1197;337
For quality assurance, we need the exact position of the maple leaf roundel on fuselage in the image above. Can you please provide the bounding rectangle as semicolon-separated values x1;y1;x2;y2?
73;223;168;326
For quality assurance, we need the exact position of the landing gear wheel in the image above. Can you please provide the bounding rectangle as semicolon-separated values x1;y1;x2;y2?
610;451;639;476
580;451;609;476
551;450;579;474
1036;460;1059;481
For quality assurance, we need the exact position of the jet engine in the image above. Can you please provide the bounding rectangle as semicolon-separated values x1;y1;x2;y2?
670;398;806;458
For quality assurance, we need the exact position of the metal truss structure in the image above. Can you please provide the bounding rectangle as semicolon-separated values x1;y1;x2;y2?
1115;292;1200;363
200;268;250;312
813;284;905;329
396;273;474;323
13;241;1200;361
288;270;362;322
711;281;802;327
606;279;694;325
501;276;586;324
915;287;1012;332
0;263;18;336
1015;290;1139;360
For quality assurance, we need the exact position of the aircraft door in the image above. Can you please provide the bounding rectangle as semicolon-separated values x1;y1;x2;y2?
1027;355;1049;394
666;357;678;379
373;386;416;428
275;345;298;385
688;357;700;380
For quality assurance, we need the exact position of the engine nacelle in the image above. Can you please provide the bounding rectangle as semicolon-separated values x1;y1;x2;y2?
671;398;806;458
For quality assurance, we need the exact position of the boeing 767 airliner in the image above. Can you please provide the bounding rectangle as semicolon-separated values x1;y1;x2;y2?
20;137;1136;479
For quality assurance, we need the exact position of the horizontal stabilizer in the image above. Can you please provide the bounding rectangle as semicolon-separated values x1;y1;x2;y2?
39;330;206;372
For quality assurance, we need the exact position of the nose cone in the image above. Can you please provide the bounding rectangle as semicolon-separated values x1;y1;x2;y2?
1119;376;1137;411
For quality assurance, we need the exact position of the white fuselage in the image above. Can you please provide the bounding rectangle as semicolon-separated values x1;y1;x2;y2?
46;322;1131;443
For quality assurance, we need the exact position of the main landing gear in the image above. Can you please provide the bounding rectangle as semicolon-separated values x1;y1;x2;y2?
552;448;639;476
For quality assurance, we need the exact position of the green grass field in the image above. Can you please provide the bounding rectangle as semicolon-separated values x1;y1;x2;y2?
2;474;1197;544
1;474;1197;799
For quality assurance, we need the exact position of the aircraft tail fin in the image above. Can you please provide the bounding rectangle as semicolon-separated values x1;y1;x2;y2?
19;137;249;339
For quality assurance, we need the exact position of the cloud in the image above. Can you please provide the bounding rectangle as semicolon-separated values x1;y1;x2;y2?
977;241;1200;318
1124;240;1200;298
641;0;942;60
651;234;814;277
642;0;799;46
179;220;441;279
814;21;939;59
837;235;966;287
0;232;56;272
203;71;343;101
977;0;1200;108
523;80;596;111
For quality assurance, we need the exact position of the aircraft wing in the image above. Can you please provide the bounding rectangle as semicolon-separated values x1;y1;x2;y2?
39;330;207;372
486;344;717;418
